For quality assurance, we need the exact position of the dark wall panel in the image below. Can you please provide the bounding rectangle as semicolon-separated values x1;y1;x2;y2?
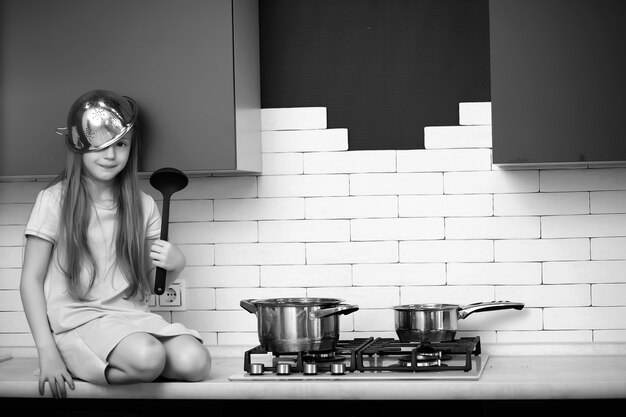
259;0;491;150
490;0;626;165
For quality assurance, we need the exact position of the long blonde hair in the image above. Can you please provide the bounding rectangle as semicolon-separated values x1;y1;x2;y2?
50;129;151;300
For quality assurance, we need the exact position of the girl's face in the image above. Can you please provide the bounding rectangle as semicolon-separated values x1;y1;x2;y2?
81;133;132;183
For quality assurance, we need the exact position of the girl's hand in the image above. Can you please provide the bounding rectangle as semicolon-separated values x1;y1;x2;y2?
150;239;186;272
38;349;74;398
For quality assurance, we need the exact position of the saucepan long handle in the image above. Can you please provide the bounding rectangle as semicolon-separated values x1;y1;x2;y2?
458;301;524;319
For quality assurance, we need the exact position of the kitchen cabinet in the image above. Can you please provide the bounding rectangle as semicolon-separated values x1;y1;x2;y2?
489;0;626;167
0;0;261;178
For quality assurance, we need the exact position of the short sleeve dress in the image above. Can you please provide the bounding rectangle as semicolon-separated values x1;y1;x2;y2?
24;182;202;384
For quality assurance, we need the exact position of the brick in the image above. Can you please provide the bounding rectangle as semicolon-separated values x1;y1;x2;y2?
0;289;22;311
495;238;589;262
591;191;626;213
424;125;492;149
0;203;33;225
544;306;626;329
542;214;626;238
400;240;493;262
168;200;213;222
0;269;21;289
261;153;303;175
350;172;443;195
353;263;446;286
592;284;626;306
400;194;492;217
0;226;25;246
182;266;259;287
445;216;540;239
351;218;444;241
0;181;46;204
591;237;626;260
306;196;398;219
447;262;541;285
258;174;349;197
181;176;257;199
459;102;491;125
259;219;350;242
541;168;626;192
444;170;538;194
494;192;589;216
397;149;492;172
543;260;626;284
260;264;352;287
304;150;396;174
0;312;29;332
214;198;304;220
307;241;398;264
214;243;305;265
0;247;22;268
261;107;327;131
261;129;348;152
171;221;257;244
186;288;216;310
178;245;215;266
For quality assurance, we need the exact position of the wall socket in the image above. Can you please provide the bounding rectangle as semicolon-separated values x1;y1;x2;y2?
150;281;186;311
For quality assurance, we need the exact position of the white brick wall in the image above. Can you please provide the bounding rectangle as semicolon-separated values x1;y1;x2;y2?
2;101;626;357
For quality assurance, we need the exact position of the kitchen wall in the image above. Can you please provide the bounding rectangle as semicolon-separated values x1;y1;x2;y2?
2;102;626;357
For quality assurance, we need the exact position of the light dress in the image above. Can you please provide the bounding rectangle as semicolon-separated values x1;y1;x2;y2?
24;182;201;384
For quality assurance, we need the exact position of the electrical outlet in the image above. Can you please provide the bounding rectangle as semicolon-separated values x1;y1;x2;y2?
151;281;186;311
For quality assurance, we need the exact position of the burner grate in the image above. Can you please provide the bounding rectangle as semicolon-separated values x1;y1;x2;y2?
243;336;481;374
355;337;481;372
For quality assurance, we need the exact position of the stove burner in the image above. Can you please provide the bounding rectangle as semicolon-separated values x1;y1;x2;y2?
302;350;340;362
397;355;442;368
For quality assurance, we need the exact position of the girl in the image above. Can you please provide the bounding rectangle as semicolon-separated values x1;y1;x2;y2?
20;90;211;398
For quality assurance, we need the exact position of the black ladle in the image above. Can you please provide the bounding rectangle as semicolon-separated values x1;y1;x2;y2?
149;167;189;295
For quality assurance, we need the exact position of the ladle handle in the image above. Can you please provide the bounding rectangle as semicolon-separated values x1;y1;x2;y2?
154;194;172;295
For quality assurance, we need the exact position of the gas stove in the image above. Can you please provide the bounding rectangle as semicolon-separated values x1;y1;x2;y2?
229;336;488;381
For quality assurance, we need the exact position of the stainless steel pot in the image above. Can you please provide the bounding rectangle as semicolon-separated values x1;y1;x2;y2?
240;298;359;353
392;301;524;342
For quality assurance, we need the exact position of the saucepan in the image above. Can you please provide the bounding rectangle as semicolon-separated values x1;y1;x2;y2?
391;301;524;342
241;298;359;353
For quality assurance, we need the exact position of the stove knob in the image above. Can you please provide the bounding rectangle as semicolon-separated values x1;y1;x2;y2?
330;362;346;375
303;363;318;375
248;363;265;375
275;363;291;375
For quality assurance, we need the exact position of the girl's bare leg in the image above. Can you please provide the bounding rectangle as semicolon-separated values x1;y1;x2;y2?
161;335;211;381
106;333;167;384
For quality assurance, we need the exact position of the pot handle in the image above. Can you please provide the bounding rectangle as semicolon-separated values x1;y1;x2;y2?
240;299;257;314
458;301;524;319
311;304;359;319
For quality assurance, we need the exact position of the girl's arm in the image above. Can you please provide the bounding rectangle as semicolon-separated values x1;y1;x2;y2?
148;239;187;290
20;236;74;398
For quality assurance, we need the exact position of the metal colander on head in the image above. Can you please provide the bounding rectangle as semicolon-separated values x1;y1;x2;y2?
56;89;138;152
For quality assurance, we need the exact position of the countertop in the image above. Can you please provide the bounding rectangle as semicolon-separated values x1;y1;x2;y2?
2;343;626;401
